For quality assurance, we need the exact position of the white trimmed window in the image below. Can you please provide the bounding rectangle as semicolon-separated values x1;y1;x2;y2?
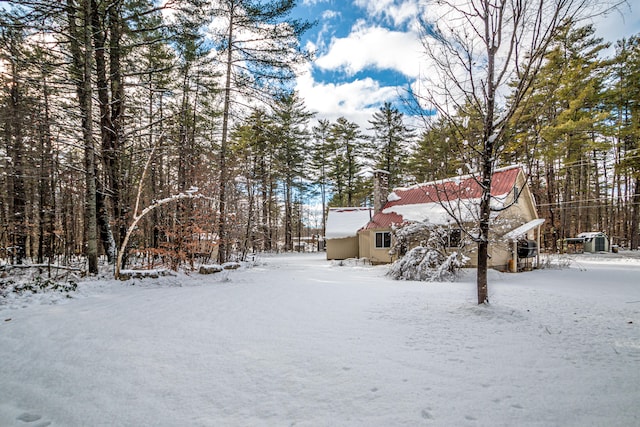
375;231;391;248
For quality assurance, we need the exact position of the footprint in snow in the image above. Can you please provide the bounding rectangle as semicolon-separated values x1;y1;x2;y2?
17;413;41;422
16;412;51;426
421;409;433;420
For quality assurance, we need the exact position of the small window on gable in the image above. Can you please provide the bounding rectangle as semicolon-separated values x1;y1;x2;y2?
375;231;391;249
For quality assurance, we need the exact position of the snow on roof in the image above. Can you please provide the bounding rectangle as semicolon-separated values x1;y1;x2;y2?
387;192;401;202
392;164;522;193
364;166;522;229
577;232;607;238
503;219;545;240
326;207;373;239
383;196;508;225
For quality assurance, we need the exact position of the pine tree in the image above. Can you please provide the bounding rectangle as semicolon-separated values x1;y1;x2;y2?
229;108;277;253
610;35;640;249
31;35;57;265
0;14;29;264
540;25;608;239
211;0;313;262
310;119;332;235
328;117;367;207
508;24;609;246
271;92;313;251
66;0;99;273
368;102;414;188
408;118;462;183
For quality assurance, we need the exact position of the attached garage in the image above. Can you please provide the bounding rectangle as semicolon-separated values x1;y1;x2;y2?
325;208;373;260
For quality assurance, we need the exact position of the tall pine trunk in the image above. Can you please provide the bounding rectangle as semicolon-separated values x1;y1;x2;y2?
108;0;126;247
89;0;117;263
284;181;293;251
6;45;27;265
37;72;56;265
631;177;640;250
218;7;234;263
67;0;98;273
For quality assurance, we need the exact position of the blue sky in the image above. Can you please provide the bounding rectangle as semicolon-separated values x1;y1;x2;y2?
291;0;640;131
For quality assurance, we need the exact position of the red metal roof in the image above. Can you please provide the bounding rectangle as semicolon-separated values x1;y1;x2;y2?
362;165;522;230
363;211;404;230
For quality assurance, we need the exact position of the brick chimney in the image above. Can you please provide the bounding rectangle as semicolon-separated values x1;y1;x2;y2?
373;169;390;214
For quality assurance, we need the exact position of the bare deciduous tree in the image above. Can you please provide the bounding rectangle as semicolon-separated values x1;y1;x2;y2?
417;0;618;303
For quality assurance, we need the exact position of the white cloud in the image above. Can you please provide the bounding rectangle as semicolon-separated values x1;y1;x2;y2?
295;64;406;129
322;10;339;20
311;11;341;52
354;0;420;27
295;0;640;135
314;22;423;78
302;0;330;6
414;0;640;118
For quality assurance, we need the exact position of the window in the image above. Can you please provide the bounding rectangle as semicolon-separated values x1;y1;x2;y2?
447;229;462;247
375;231;391;248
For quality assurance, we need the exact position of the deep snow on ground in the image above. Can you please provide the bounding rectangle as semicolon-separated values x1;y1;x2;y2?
1;252;639;427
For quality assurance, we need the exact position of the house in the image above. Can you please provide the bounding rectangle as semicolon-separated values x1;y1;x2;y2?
358;165;544;271
325;207;373;260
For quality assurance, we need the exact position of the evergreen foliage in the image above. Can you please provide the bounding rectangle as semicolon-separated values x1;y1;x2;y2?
327;117;369;207
0;1;638;281
368;102;415;188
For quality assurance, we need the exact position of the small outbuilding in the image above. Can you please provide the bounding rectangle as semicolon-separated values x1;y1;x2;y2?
557;237;585;254
325;207;373;260
577;232;610;253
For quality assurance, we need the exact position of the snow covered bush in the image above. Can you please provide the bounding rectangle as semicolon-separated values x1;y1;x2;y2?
388;246;468;281
388;222;469;282
0;276;77;297
538;253;572;270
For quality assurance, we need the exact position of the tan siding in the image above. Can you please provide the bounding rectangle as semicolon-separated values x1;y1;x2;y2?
358;232;371;259
359;229;395;264
463;242;510;270
326;237;359;260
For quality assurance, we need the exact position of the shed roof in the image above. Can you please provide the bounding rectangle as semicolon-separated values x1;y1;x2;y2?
577;232;608;239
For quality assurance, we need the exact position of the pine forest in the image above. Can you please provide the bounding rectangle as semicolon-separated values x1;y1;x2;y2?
1;1;639;275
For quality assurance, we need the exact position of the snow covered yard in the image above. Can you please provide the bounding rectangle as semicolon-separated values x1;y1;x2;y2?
1;253;639;427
